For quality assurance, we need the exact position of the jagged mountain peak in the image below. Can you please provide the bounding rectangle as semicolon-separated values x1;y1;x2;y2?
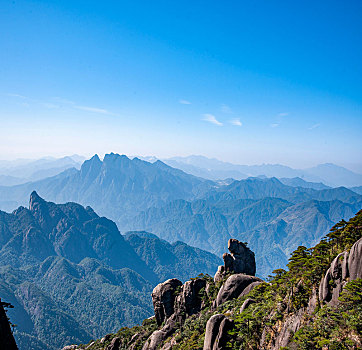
103;153;130;163
29;190;46;211
80;154;102;176
90;154;101;162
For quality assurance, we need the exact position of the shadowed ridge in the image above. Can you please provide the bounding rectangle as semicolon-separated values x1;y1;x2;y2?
0;299;18;350
29;191;45;212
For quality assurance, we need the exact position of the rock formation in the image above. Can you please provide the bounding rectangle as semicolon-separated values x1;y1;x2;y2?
348;237;362;280
319;237;362;305
141;239;259;350
151;278;182;326
203;314;234;350
240;298;255;313
214;239;256;282
174;278;206;318
60;211;362;350
214;274;263;308
144;277;207;350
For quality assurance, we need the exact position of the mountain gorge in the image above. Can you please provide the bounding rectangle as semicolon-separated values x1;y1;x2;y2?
0;193;221;350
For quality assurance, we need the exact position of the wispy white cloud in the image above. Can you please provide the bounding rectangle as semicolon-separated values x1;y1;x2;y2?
41;102;60;109
75;105;111;115
308;123;320;130
221;104;233;114
270;112;288;128
6;93;28;99
179;99;191;105
202;114;223;126
53;97;75;105
229;118;242;126
7;93;117;116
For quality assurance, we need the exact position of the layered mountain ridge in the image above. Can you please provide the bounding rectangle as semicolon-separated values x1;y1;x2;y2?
0;153;360;278
163;155;362;187
0;193;221;350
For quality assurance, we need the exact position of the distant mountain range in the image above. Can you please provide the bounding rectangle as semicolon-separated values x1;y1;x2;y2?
0;153;212;223
0;153;360;279
163;155;362;187
1;154;361;188
0;155;85;186
130;177;361;276
0;192;220;350
0;153;361;350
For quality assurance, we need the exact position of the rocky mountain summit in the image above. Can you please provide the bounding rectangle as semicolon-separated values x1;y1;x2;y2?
214;238;256;282
138;240;261;350
68;210;362;350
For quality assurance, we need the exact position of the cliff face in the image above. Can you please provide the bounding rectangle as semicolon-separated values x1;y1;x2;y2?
67;210;362;350
0;299;18;350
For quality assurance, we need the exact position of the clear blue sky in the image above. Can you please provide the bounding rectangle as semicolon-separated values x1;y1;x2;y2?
1;0;361;171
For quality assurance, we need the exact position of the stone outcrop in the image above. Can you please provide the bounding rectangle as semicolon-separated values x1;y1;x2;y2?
214;239;256;282
152;278;182;326
240;298;255;313
319;237;362;305
348;237;362;280
174;278;206;318
259;287;318;350
319;251;348;305
0;299;18;350
239;281;262;298
214;274;263;308
142;318;176;350
145;277;206;349
266;309;305;350
203;314;234;350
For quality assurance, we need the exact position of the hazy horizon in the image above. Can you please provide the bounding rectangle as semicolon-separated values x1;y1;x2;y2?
0;152;362;174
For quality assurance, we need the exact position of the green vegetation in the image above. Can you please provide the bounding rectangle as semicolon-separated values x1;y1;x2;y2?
99;210;361;350
0;193;221;350
80;316;159;350
227;210;362;349
292;279;362;349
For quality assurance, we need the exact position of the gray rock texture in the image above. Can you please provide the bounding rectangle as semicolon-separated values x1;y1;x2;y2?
174;278;206;318
319;237;362;305
145;278;206;349
152;278;182;326
348;237;362;280
214;239;256;282
214;274;263;308
239;281;263;298
240;298;255;313
142;317;176;350
203;314;234;350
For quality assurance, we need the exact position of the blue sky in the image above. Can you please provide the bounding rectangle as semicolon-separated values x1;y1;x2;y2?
0;0;361;171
